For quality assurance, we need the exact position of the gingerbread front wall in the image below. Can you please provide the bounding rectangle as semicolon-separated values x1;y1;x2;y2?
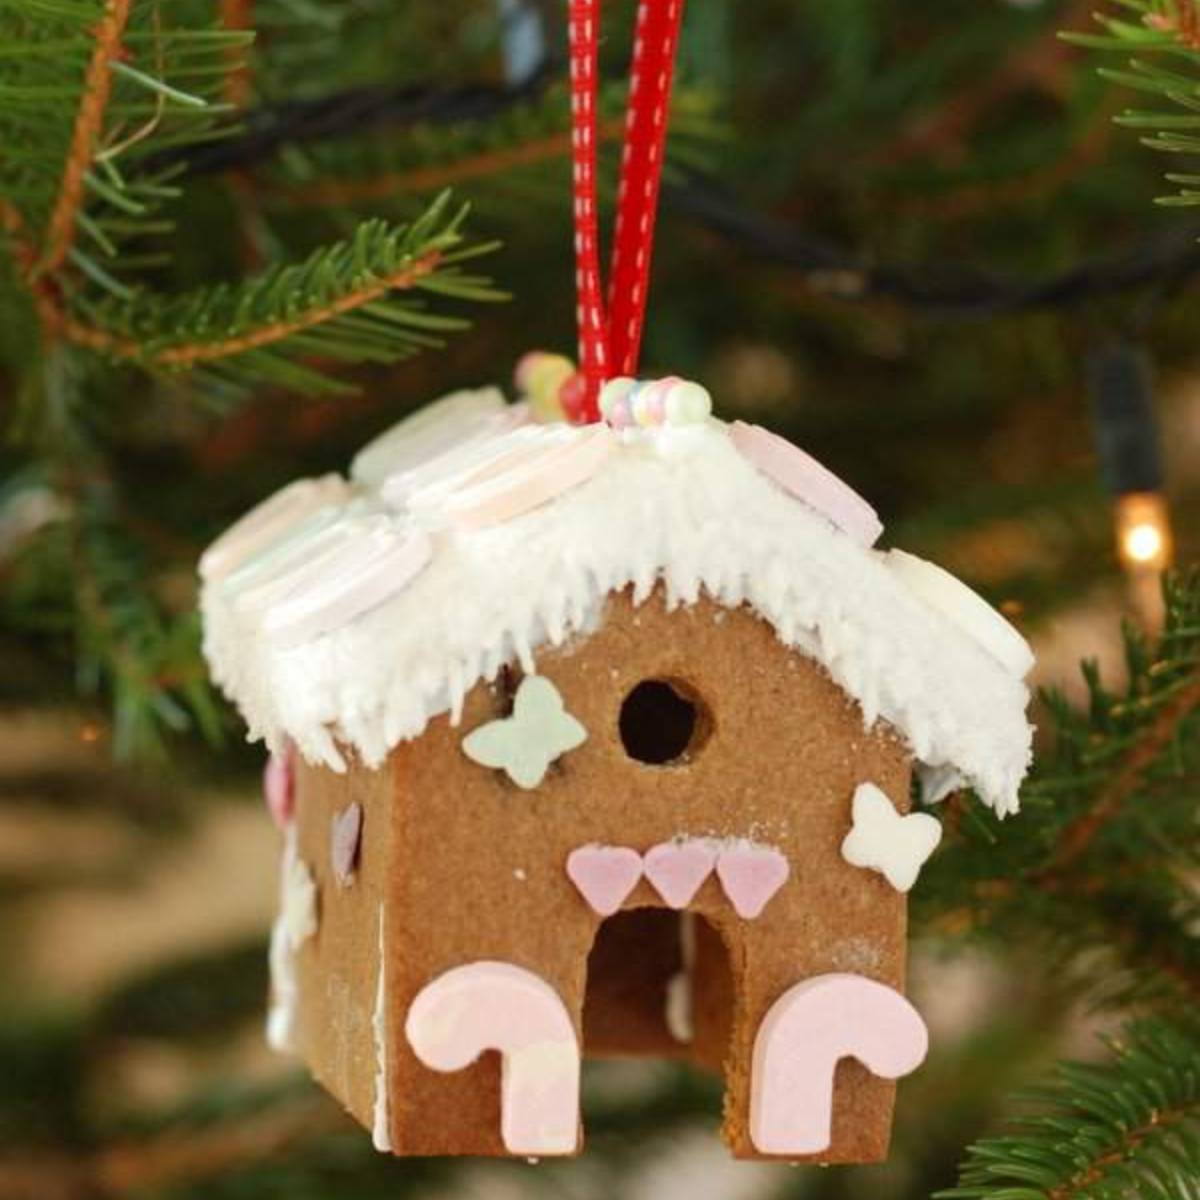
291;588;914;1161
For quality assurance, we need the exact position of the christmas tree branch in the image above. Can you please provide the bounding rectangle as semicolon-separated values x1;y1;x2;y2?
942;1016;1200;1200
1046;665;1200;873
57;249;442;367
874;0;1094;170
219;0;254;109
920;570;1200;1002
280;120;626;207
38;0;133;275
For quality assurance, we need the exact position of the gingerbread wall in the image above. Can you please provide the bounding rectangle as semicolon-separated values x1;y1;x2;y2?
378;587;914;1161
291;752;393;1137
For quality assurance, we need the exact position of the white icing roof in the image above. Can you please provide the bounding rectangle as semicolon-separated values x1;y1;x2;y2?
201;393;1033;815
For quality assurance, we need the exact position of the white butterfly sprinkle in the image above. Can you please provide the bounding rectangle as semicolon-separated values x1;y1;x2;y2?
840;782;942;893
462;675;587;789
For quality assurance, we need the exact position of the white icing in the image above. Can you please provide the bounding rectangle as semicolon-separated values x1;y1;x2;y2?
918;762;966;806
371;905;391;1151
283;851;319;948
841;783;943;893
266;826;301;1052
202;413;1032;814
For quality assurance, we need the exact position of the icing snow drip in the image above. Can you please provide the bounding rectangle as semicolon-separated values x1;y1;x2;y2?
372;905;391;1151
201;381;1034;815
266;825;302;1052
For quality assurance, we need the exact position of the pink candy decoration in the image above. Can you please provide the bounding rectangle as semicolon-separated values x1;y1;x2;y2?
729;422;883;547
405;961;580;1155
643;840;717;909
749;974;929;1155
262;525;433;647
566;845;644;915
715;843;790;919
331;802;362;886
440;425;616;532
263;746;294;829
200;474;349;582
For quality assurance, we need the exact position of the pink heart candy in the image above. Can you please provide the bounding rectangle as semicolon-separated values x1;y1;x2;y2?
263;746;294;829
643;839;716;908
716;843;790;919
566;845;643;916
331;802;363;886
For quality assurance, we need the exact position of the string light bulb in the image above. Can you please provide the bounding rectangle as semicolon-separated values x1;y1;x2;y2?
1087;343;1172;632
1115;491;1173;572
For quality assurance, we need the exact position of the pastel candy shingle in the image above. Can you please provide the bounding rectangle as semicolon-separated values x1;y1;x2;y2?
351;387;511;489
729;421;883;547
885;549;1034;679
199;474;350;583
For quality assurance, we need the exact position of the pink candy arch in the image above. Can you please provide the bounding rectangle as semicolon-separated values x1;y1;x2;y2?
404;961;581;1155
750;973;928;1156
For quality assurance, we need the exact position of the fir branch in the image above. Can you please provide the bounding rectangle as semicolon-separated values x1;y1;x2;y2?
37;0;132;275
919;569;1200;1002
65;199;503;394
1047;665;1200;872
279;120;625;208
57;248;442;366
219;0;253;109
1;469;224;759
260;78;717;214
1067;1;1200;207
942;1016;1200;1200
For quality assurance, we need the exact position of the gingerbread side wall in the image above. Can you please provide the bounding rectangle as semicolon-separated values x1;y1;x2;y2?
382;587;914;1162
291;753;394;1137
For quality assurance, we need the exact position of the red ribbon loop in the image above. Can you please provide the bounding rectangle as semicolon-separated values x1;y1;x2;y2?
568;0;687;423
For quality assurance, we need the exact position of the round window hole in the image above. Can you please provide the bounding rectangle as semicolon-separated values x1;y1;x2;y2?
619;679;708;765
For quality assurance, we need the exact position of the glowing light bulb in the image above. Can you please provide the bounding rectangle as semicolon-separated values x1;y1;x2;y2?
1114;492;1172;573
1123;523;1163;565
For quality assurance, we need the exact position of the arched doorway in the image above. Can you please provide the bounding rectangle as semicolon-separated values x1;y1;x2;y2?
583;907;733;1073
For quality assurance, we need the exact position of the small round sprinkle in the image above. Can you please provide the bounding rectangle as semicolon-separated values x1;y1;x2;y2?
558;373;590;424
599;376;637;422
665;380;712;425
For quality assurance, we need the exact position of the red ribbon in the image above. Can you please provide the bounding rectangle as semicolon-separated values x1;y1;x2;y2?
567;0;687;423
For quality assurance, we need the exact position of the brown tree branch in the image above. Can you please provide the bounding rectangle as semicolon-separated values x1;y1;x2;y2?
1045;1101;1190;1200
39;0;133;275
44;249;442;367
220;0;255;110
279;119;625;208
1047;666;1200;874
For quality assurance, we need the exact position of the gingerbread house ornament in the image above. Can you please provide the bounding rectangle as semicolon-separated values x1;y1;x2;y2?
200;376;1034;1163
